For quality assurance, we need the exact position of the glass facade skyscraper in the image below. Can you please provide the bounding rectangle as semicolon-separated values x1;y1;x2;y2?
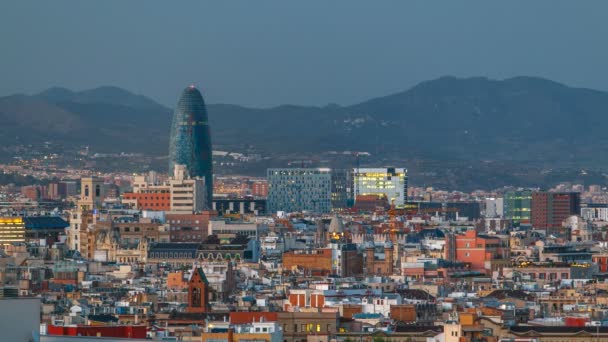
169;86;213;207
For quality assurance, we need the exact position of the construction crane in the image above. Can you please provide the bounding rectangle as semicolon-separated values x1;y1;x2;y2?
388;199;398;243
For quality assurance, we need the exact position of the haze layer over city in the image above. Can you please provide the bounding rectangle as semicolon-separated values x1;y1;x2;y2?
1;1;608;341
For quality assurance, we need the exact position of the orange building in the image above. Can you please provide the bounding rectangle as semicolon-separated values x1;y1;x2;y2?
342;304;363;319
445;230;509;272
122;192;170;211
390;304;417;323
167;271;189;289
283;249;333;276
283;247;362;277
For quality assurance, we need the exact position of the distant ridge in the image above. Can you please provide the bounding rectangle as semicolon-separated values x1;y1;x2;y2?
0;76;608;168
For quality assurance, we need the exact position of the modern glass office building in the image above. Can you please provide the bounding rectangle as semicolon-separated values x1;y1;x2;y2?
503;190;532;224
168;86;213;206
267;168;332;214
353;167;408;207
0;217;25;246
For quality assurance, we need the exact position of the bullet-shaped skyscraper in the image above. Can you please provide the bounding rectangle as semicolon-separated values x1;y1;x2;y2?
169;85;213;207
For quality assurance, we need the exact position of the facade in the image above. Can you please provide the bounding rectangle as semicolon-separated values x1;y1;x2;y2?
122;165;207;214
267;168;332;214
365;243;395;276
67;207;96;254
251;181;269;198
201;321;282;342
169;165;207;213
46;325;147;339
186;267;210;313
580;203;608;221
166;211;217;242
445;202;481;220
277;312;338;342
122;192;170;211
168;85;213;206
484;197;504;218
353;167;408;207
80;177;104;210
0;217;25;246
282;244;362;277
531;192;581;231
503;190;532;224
212;198;266;215
208;220;261;240
331;168;353;210
283;249;333;276
147;241;259;266
444;230;509;273
58;180;78;198
23;216;69;244
112;220;170;246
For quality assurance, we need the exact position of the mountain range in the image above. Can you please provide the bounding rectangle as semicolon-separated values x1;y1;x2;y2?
1;76;608;169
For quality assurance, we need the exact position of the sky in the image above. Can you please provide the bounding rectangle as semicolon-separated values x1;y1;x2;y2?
1;1;607;108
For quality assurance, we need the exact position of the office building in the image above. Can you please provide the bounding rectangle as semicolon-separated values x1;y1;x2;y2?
503;190;532;224
0;217;25;246
331;168;353;210
484;197;504;218
353;167;408;207
168;85;213;206
531;192;581;231
122;165;207;214
251;180;269;198
581;203;608;221
58;180;78;198
169;164;207;213
267;168;332;213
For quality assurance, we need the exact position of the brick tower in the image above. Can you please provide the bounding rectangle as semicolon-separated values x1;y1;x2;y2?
186;267;209;313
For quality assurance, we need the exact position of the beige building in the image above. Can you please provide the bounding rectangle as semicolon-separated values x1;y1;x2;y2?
123;164;207;214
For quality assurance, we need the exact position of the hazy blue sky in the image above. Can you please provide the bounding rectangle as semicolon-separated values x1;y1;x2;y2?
1;1;607;107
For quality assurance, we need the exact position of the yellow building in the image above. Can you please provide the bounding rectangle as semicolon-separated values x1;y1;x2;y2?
0;217;25;246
